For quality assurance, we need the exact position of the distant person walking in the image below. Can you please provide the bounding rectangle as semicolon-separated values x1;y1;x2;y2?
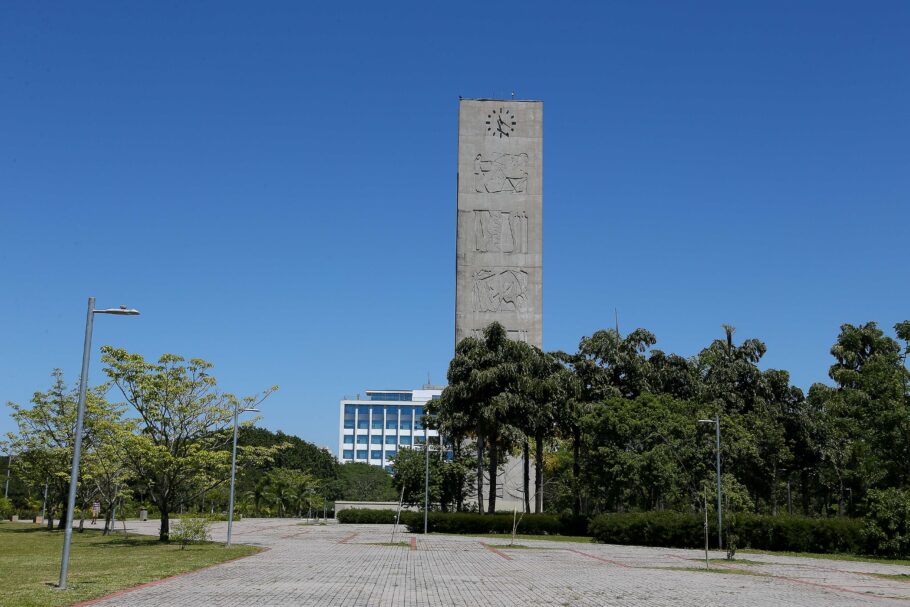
91;502;100;525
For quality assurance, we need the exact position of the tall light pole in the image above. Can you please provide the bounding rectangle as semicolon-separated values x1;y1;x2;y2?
424;437;430;534
226;405;259;547
3;454;11;499
59;298;139;590
698;412;722;550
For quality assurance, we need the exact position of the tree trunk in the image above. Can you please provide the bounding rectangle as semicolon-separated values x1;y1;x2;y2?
572;426;581;516
160;506;170;542
103;511;113;535
523;440;530;514
57;502;67;529
800;469;810;516
454;436;465;512
476;436;485;515
535;433;544;513
487;440;499;514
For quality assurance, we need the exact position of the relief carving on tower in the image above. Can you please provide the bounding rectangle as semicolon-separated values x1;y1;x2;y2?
473;153;528;194
470;328;530;343
472;268;529;313
474;210;528;253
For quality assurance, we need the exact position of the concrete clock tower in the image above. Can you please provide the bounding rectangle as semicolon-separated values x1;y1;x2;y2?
455;99;543;349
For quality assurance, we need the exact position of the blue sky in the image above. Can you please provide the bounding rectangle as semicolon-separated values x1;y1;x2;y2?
2;1;908;451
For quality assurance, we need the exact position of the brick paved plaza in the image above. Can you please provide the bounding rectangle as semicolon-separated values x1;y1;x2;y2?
86;518;910;606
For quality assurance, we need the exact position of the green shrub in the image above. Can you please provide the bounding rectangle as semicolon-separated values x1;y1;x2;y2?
171;517;212;549
336;509;400;524
864;488;910;558
588;511;864;554
0;497;12;520
402;512;571;535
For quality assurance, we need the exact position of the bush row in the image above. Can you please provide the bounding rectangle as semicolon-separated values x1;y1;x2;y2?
336;508;586;536
336;508;866;555
336;509;401;524
588;511;865;554
404;512;571;535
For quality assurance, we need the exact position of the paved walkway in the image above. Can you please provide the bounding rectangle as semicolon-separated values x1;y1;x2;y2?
88;518;910;606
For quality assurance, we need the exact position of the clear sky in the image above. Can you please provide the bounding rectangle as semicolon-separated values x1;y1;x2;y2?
2;2;908;452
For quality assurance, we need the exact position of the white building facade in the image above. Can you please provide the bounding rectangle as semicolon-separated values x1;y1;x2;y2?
337;387;445;470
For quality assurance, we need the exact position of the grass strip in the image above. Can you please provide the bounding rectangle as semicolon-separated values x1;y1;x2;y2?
0;522;258;607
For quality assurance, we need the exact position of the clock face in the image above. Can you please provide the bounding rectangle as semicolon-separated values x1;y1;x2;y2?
485;108;516;138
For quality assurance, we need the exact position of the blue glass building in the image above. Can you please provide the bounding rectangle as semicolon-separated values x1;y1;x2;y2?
337;387;445;471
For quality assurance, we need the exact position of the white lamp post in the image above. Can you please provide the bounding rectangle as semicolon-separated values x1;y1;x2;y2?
698;413;722;550
226;405;259;547
59;298;139;590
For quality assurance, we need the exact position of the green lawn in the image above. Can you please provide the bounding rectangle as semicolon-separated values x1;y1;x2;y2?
739;548;910;567
0;522;259;607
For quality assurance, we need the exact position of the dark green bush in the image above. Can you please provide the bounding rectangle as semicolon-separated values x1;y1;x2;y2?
401;512;575;535
336;508;400;524
864;488;910;557
588;511;864;554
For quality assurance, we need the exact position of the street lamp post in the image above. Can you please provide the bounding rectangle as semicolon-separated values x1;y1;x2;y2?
424;436;430;534
698;412;722;550
226;405;259;547
3;454;11;499
59;297;139;590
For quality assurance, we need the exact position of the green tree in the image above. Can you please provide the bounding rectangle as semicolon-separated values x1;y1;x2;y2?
6;370;115;529
101;347;277;541
436;322;530;513
336;462;396;502
391;446;443;508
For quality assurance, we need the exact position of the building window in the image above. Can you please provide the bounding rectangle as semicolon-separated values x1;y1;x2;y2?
385;407;398;429
356;450;368;460
415;435;426;445
343;434;354;445
399;435;412;446
371;450;382;460
371;415;383;429
343;449;353;459
357;406;369;429
400;406;412;430
414;409;423;430
344;405;355;429
370;392;412;401
385;450;397;460
385;435;396;444
356;435;368;445
371;435;382;444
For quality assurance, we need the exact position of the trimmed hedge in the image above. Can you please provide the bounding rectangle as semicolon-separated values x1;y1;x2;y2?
337;509;586;536
401;512;586;536
336;508;400;524
588;512;865;554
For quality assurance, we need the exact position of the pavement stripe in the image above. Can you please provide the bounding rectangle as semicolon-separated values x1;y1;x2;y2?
479;542;513;560
337;531;358;544
566;548;631;568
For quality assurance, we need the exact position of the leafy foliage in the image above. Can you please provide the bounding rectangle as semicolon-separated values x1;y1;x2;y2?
336;508;399;524
170;517;212;549
101;347;278;541
589;512;864;553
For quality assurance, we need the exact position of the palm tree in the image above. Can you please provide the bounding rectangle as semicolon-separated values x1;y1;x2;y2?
434;322;529;513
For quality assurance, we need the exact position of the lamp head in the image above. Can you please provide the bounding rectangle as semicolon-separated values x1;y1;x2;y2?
95;305;140;316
